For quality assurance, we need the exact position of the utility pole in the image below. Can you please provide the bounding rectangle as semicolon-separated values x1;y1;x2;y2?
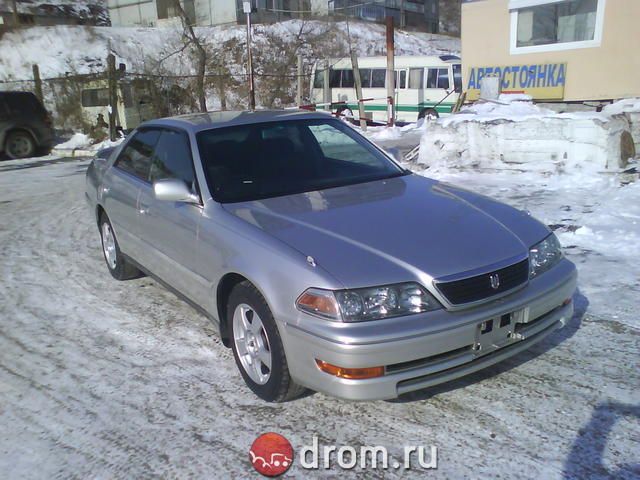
107;53;118;141
296;54;304;106
32;64;43;103
322;59;330;106
386;16;395;127
243;1;256;110
350;51;367;131
11;0;19;26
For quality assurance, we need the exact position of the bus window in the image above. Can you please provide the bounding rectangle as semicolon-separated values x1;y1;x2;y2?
426;69;438;88
313;70;323;89
395;70;407;89
329;70;341;88
371;69;386;88
437;68;450;89
359;69;371;88
453;64;462;92
408;68;423;89
341;69;354;88
426;68;450;89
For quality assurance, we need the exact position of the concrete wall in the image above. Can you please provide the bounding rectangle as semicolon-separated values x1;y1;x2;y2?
461;0;640;102
108;0;238;27
194;0;237;26
108;0;158;26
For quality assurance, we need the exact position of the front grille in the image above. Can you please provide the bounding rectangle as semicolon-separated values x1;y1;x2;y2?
436;259;529;305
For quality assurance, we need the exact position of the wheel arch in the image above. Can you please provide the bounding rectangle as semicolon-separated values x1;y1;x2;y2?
216;272;249;347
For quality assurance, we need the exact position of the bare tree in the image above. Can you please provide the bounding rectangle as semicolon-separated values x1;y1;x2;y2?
172;0;207;112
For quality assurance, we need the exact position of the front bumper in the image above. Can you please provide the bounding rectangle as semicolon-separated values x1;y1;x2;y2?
280;259;577;400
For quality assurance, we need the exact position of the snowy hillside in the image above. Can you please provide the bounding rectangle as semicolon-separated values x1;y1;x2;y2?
0;20;460;81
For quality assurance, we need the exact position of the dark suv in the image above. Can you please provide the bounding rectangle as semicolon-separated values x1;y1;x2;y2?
0;91;54;159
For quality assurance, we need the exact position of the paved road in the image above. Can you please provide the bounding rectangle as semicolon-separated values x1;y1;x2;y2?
0;156;637;479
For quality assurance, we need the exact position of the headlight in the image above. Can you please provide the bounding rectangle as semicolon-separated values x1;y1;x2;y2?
296;283;442;322
529;233;563;278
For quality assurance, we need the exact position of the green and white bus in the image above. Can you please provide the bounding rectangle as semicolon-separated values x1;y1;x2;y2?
310;55;462;123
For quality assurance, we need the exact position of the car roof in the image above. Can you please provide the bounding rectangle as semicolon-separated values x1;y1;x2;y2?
139;109;334;134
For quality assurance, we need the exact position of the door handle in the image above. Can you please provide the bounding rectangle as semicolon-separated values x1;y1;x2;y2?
139;205;149;215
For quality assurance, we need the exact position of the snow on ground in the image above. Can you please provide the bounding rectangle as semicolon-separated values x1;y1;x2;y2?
54;133;123;152
0;144;638;478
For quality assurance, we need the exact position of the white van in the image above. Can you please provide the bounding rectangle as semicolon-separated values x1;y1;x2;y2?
80;79;155;132
310;55;462;123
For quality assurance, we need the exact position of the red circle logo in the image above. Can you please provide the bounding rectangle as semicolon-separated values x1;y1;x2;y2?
249;432;294;477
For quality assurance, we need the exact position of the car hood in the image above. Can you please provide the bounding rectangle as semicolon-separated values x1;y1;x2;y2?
223;174;549;288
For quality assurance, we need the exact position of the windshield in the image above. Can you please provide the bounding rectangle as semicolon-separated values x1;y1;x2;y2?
196;118;407;203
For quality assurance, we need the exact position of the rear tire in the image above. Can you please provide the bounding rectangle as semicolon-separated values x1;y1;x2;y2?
5;130;36;159
99;213;142;280
228;281;306;402
418;108;439;121
336;106;354;119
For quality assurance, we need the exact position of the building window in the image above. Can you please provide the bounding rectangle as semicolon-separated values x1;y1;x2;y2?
510;0;606;54
157;0;195;23
81;88;110;107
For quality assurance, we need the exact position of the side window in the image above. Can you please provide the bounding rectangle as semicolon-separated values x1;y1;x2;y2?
371;69;386;88
149;130;196;188
437;68;450;89
341;69;354;88
329;69;341;88
453;64;462;92
81;88;110;107
313;70;323;89
426;69;438;88
359;69;371;88
114;129;160;181
395;70;407;89
408;68;424;89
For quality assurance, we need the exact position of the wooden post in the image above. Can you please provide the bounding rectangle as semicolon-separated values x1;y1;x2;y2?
322;59;331;107
32;64;43;103
350;51;367;131
297;54;304;106
107;53;118;141
11;0;19;26
385;16;395;126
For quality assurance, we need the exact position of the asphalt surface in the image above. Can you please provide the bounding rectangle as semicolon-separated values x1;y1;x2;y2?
0;155;637;479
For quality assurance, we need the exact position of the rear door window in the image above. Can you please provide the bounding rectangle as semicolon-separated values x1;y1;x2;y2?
114;129;161;181
4;92;43;114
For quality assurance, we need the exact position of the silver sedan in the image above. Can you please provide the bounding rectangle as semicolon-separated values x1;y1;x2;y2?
85;110;577;402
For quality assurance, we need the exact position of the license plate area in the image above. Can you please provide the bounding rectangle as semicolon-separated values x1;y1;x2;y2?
473;309;526;355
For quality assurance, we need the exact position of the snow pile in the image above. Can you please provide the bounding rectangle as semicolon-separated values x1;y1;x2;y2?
54;133;91;150
603;97;640;151
54;134;123;152
419;95;635;172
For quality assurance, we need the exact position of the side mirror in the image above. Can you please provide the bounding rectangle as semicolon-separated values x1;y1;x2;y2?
153;178;199;204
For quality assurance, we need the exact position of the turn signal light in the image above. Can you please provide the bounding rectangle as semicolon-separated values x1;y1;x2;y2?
562;298;572;306
315;360;384;379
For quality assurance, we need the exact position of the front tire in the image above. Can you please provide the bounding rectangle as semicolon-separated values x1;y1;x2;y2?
5;130;36;159
228;281;306;402
99;213;142;280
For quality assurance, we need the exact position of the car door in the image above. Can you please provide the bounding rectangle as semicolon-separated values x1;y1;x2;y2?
103;128;160;262
137;128;209;306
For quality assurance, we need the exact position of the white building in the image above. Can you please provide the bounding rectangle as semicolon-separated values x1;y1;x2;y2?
107;0;303;27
